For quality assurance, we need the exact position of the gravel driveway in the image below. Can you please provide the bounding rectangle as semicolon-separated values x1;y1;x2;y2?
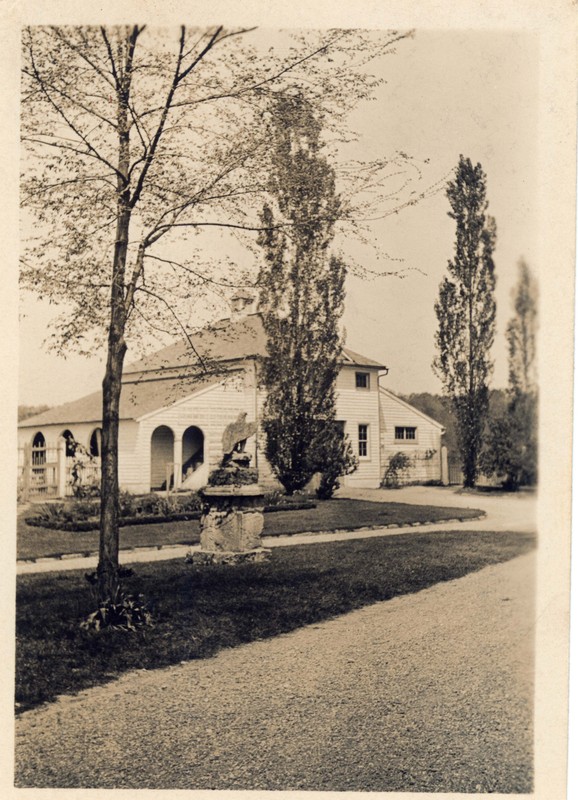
15;550;535;792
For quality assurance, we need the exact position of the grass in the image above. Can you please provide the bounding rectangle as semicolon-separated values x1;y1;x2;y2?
16;529;535;712
17;498;483;560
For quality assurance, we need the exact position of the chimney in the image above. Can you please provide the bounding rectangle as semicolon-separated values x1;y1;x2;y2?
230;289;258;320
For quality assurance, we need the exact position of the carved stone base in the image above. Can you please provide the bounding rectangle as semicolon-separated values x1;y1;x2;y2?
199;484;266;552
186;548;271;566
200;508;264;552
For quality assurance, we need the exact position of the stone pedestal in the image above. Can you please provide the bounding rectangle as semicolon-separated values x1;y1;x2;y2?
187;485;271;565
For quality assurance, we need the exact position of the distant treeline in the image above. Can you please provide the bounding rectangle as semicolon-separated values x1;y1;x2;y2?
18;405;52;422
399;390;509;456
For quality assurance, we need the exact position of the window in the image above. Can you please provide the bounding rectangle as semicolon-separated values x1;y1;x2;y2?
60;429;77;458
395;426;417;441
358;424;369;457
89;427;102;457
32;431;46;465
355;371;370;389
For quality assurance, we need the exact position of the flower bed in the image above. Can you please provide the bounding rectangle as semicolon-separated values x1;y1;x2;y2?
24;491;317;532
25;492;203;532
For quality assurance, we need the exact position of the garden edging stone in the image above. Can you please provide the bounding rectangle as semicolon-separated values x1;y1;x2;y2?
16;512;486;568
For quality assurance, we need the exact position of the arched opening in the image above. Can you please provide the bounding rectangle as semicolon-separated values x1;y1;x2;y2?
60;429;76;458
180;426;209;490
89;427;102;458
182;426;204;478
150;425;175;490
32;431;46;465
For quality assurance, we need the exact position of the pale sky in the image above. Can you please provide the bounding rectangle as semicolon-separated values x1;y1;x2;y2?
18;28;539;407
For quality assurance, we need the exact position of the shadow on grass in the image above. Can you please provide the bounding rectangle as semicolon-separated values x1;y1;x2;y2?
16;529;535;713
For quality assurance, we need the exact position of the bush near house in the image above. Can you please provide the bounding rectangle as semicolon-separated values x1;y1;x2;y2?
381;453;413;488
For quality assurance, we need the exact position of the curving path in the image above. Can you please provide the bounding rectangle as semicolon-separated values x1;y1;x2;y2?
17;485;535;575
15;486;536;790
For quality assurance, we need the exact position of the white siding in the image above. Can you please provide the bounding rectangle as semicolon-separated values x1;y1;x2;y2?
20;365;444;494
254;364;382;490
379;388;444;484
126;371;255;493
337;366;382;488
18;421;102;452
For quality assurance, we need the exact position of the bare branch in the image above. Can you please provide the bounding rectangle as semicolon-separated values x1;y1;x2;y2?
24;34;123;178
134;285;209;372
51;26;117;89
143;253;249;288
176;25;223;83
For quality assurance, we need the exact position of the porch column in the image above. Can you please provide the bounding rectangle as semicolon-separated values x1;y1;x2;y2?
21;442;32;502
173;430;182;490
57;437;67;497
441;445;449;486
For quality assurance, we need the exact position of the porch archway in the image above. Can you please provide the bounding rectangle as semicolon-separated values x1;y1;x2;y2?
89;427;102;457
182;426;204;478
60;429;76;458
32;431;46;465
150;425;175;490
180;425;208;490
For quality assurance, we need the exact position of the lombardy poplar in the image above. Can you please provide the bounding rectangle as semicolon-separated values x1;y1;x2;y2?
257;96;357;495
433;156;497;488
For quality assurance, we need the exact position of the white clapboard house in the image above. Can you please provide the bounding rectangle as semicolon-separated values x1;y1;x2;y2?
18;295;447;498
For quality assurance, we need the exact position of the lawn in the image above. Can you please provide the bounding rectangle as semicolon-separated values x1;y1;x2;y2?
17;498;483;560
16;529;535;712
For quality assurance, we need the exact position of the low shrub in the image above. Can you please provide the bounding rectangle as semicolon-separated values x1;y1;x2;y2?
26;491;203;531
262;490;315;513
208;467;258;486
381;452;413;489
169;493;203;513
119;490;137;517
70;497;101;519
263;489;311;506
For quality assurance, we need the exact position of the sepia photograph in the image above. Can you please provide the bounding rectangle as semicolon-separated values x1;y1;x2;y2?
2;1;576;797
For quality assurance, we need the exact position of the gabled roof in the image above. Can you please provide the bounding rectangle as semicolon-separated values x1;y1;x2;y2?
379;386;445;431
125;313;386;377
19;374;222;427
20;313;387;428
341;347;385;369
124;314;266;378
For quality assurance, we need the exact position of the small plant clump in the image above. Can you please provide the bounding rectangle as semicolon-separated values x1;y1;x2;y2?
207;449;259;487
262;489;316;510
80;588;154;633
382;452;413;489
208;466;259;487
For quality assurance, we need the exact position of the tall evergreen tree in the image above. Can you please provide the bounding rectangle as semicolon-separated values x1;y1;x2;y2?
257;95;356;495
506;259;538;395
433;155;497;488
481;260;538;489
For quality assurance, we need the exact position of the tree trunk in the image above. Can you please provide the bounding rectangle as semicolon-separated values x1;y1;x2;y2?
97;206;130;601
97;42;134;602
462;396;482;489
98;339;127;600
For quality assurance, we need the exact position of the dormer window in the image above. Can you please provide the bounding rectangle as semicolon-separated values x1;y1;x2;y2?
355;371;370;389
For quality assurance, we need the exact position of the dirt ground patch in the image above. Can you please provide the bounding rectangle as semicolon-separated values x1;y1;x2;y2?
15;550;535;791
